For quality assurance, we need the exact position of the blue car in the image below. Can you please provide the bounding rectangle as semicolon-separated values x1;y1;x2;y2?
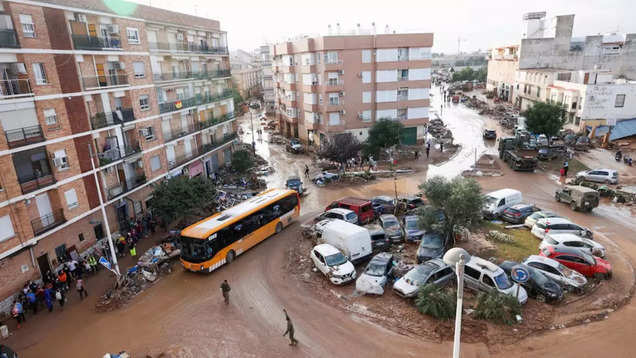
402;215;425;242
416;232;448;263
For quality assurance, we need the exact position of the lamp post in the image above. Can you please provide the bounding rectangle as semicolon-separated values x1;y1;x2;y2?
88;144;120;276
443;248;469;358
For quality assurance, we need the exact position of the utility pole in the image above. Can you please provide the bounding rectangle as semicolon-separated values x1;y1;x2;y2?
88;144;120;276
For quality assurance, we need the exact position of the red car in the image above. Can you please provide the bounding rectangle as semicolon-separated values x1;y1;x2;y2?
540;245;611;279
325;197;375;224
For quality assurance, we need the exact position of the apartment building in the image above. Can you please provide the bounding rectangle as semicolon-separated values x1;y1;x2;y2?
257;45;274;114
0;0;235;307
232;66;262;99
271;33;433;146
488;12;636;106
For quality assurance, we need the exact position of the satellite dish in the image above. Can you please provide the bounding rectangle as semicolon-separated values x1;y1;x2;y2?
443;247;470;266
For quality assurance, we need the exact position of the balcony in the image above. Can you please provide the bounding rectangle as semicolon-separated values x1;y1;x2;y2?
72;34;121;50
18;173;56;194
153;69;231;82
0;29;19;48
149;42;228;55
107;173;146;200
82;74;128;89
98;146;121;166
5;125;45;148
122;141;141;158
31;208;66;236
169;148;199;169
199;112;237;131
0;79;33;97
90;108;135;129
159;90;234;114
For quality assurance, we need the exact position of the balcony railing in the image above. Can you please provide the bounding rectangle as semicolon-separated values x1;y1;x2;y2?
98;147;121;166
107;174;146;200
153;69;231;82
122;142;141;158
0;79;33;97
18;173;56;194
5;125;45;148
83;74;129;89
90;108;135;129
159;90;234;114
0;29;19;48
169;148;200;169
148;41;228;55
72;34;121;50
31;208;66;236
199;112;237;130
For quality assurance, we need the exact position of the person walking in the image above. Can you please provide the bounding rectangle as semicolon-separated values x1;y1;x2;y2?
55;288;65;308
43;285;54;312
426;142;430;159
414;150;419;161
220;280;231;305
129;244;137;258
76;278;88;300
11;301;25;328
57;270;68;292
304;164;310;178
26;290;37;315
440;142;444;152
282;308;298;346
563;160;569;177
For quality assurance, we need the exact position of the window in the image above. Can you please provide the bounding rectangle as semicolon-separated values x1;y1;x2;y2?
361;110;372;122
408;68;430;81
362;91;372;103
32;63;47;84
536;87;541;98
53;149;69;170
139;95;149;111
328;112;340;125
376;48;398;62
615;94;626;108
397;87;408;101
398;47;408;61
325;51;338;64
133;62;145;78
408;88;428;100
397;108;407;120
376;109;397;120
376;90;397;103
140;126;155;140
362;49;372;63
78;233;85;242
464;266;481;280
482;275;495;288
150;155;161;172
126;28;140;44
361;71;371;83
0;215;15;242
328;92;339;105
64;189;78;209
409;47;431;60
408;107;429;119
19;14;35;38
43;108;57;125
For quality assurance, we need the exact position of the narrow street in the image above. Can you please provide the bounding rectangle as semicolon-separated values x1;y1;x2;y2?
6;105;636;358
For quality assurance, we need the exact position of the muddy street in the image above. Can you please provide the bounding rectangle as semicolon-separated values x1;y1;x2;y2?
7;107;636;358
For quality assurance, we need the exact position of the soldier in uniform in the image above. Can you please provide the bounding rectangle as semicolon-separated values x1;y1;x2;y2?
220;280;231;305
282;308;298;346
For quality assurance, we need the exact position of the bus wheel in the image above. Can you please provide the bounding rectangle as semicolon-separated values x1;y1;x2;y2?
226;250;235;264
275;222;283;234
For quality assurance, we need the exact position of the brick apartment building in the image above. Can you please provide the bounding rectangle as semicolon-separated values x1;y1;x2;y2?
0;0;235;307
271;33;433;147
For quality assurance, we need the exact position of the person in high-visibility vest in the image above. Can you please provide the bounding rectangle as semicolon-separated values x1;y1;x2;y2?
129;244;137;257
88;255;98;273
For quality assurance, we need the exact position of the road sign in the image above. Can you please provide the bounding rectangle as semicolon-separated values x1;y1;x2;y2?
511;265;530;283
98;256;111;270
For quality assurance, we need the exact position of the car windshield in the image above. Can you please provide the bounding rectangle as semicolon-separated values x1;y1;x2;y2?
484;196;498;206
365;262;387;277
528;266;549;286
384;219;399;229
580;252;596;265
405;219;419;230
494;273;513;290
420;233;443;248
180;236;215;263
536;221;546;229
557;263;577;278
325;253;347;266
405;266;431;285
346;212;357;221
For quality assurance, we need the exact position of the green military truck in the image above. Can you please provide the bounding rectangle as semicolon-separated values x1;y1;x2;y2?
498;137;538;171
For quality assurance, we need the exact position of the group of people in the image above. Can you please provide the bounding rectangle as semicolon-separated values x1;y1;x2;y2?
11;257;96;328
115;214;157;258
220;280;298;346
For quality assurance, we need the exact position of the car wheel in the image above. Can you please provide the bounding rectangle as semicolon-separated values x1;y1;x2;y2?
606;272;612;280
536;294;546;303
226;250;235;264
570;202;577;211
275;222;283;234
605;179;611;184
555;194;560;202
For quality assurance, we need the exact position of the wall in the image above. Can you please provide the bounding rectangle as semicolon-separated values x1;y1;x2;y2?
580;83;636;120
487;59;518;90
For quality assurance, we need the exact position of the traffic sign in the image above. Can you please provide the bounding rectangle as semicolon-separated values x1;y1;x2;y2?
98;256;111;270
511;265;530;283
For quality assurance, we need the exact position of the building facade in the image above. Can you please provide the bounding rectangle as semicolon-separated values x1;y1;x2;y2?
271;33;433;146
257;45;274;114
0;0;235;306
486;45;518;102
231;66;262;99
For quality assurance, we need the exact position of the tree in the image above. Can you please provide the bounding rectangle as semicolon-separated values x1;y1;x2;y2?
474;291;522;325
148;176;217;228
523;102;566;136
451;66;487;82
231;149;253;173
415;284;456;320
417;176;484;240
363;119;403;158
318;133;362;164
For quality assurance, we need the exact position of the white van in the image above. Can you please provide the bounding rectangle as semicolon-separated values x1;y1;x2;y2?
316;219;372;264
482;188;522;219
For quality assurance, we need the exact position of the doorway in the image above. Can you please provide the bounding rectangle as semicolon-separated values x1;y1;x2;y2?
93;223;104;240
37;253;51;277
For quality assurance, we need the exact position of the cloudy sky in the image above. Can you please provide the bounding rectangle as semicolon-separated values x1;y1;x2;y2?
131;0;636;54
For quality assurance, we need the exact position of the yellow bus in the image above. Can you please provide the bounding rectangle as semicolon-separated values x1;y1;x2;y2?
179;188;300;272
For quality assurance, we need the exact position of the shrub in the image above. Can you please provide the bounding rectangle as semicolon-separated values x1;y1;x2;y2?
486;230;514;243
415;284;456;320
474;290;522;325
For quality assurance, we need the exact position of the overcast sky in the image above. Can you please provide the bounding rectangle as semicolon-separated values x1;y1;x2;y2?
131;0;636;54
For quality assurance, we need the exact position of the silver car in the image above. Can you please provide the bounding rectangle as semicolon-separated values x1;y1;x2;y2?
576;168;619;184
524;255;587;291
379;214;403;243
392;259;454;298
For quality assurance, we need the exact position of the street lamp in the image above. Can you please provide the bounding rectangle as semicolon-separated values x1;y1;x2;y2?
443;247;470;358
88;144;120;276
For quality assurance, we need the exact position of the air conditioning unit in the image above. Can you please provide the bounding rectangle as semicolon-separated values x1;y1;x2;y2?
339;91;345;97
338;70;344;75
74;13;87;23
356;72;362;78
112;62;122;70
339;110;346;115
357;112;363;119
53;157;64;168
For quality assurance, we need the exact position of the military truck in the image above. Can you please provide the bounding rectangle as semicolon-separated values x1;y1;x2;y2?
498;137;537;171
555;185;600;212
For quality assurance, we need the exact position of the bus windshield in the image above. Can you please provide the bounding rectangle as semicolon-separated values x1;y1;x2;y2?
180;237;215;263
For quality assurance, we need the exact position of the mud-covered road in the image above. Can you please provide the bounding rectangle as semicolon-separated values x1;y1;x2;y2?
9;105;636;358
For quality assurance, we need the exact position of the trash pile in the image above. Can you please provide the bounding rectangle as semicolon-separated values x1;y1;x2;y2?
485;230;514;243
427;117;454;145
